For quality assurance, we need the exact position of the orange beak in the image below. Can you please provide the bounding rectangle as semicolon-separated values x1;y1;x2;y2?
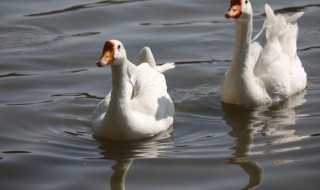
96;40;115;67
225;0;242;19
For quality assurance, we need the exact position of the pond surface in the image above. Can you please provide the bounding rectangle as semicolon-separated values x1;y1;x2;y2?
0;0;319;189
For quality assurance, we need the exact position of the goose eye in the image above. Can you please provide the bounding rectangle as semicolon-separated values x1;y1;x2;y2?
245;0;248;4
117;45;121;51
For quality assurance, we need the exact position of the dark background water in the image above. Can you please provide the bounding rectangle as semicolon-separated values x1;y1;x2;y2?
0;0;319;189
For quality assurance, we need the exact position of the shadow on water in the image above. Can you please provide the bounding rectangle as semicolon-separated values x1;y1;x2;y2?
222;91;306;190
92;129;173;190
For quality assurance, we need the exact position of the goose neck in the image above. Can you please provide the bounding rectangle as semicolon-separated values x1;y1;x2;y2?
231;19;253;73
110;60;134;102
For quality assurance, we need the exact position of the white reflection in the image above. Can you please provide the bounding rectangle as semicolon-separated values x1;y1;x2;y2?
96;128;173;190
222;91;306;190
110;159;132;190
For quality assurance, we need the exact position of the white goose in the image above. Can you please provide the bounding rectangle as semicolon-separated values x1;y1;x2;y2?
221;0;307;107
91;40;175;141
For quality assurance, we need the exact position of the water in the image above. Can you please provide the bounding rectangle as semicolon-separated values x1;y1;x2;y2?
0;0;319;189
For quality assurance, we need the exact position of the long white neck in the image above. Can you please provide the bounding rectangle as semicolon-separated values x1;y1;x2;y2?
229;19;252;74
109;60;135;111
98;59;136;137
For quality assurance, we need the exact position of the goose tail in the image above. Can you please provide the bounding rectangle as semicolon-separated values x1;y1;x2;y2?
138;46;175;73
156;62;175;73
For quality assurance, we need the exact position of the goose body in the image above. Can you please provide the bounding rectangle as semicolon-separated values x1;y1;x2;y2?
221;0;307;107
91;40;175;141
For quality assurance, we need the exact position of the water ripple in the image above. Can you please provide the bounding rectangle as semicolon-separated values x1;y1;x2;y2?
6;100;54;106
0;25;59;48
2;151;32;154
25;0;146;17
0;73;32;78
51;92;102;100
174;59;230;65
299;45;320;52
141;18;229;27
274;4;320;14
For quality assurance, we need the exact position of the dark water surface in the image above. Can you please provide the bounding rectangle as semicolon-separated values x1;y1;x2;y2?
1;0;319;189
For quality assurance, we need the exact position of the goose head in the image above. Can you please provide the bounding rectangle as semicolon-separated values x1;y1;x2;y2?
96;40;127;67
225;0;252;22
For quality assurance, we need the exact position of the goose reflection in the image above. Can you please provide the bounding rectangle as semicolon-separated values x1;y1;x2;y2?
95;128;173;190
222;91;306;190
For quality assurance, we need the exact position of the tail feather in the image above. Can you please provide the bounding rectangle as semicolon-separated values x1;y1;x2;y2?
138;46;156;68
156;62;175;73
265;4;276;25
286;12;304;24
263;4;303;60
138;46;174;73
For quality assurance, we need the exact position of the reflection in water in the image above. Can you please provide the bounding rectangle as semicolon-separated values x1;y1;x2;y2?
223;104;263;190
95;129;173;190
110;159;132;190
222;92;306;190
